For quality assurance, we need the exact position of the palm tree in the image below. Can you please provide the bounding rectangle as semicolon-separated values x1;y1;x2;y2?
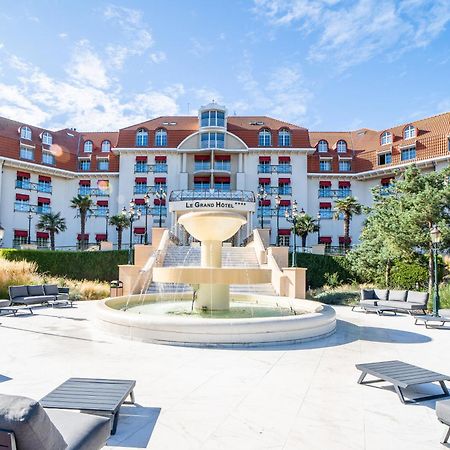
109;214;130;250
36;212;67;250
294;213;318;248
70;194;93;249
333;196;362;251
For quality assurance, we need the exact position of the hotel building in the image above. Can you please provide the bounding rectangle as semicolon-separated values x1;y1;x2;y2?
0;103;449;250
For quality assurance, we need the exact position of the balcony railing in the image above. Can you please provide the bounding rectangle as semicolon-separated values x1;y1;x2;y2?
169;189;255;202
135;206;168;216
15;180;52;193
318;189;352;198
134;163;168;173
14;202;51;214
214;162;231;171
258;185;292;195
257;164;292;174
194;162;211;171
78;187;110;196
133;184;167;194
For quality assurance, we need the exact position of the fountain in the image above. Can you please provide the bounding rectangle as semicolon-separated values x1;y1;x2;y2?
97;210;336;346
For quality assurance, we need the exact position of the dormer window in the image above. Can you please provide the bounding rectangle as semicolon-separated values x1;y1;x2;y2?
136;128;148;147
278;129;291;147
20;126;32;140
403;124;416;140
317;140;328;153
155;128;167;146
258;129;272;146
42;131;52;145
200;110;225;127
336;140;347;153
84;141;93;153
101;140;111;152
381;131;392;146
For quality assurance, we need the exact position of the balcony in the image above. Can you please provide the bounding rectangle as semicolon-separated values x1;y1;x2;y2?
169;189;255;202
16;180;52;193
258;186;292;195
257;164;292;174
14;202;51;214
194;162;211;172
133;184;167;195
318;189;352;198
78;187;110;197
213;162;231;172
318;210;333;219
134;163;168;173
135;206;168;216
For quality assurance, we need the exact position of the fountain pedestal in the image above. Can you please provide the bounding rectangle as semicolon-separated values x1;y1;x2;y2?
178;211;246;311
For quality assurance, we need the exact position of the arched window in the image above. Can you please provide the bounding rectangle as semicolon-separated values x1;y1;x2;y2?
20;126;32;140
84;141;93;153
258;129;272;146
380;131;392;146
404;124;416;140
42;131;52;145
155;129;167;147
336;140;347;153
317;140;328;152
136;128;148;147
278;129;291;147
101;140;111;152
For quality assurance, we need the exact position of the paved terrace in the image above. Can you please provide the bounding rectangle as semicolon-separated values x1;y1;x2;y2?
0;303;449;450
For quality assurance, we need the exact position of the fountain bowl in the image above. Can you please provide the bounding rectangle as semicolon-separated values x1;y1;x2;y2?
96;293;336;347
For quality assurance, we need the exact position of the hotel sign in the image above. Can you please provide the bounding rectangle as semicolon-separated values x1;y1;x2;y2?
169;200;255;213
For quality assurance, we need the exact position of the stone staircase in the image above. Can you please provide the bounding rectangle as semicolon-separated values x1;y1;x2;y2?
146;245;275;295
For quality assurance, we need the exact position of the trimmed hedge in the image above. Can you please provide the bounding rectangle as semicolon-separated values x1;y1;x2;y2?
390;260;428;290
0;249;128;282
291;253;356;289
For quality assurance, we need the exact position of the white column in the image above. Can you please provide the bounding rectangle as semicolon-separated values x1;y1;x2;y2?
182;152;187;172
238;153;243;172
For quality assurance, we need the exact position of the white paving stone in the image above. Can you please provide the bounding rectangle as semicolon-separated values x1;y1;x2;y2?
0;302;449;449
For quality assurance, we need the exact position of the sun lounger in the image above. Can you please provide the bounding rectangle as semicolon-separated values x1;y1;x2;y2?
437;399;450;444
0;393;111;450
356;360;450;403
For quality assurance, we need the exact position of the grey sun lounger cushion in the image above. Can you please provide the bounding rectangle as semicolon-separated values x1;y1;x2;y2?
8;286;28;301
44;284;59;295
27;285;45;297
388;290;408;302
0;394;67;450
407;290;429;306
0;300;11;308
46;409;111;450
436;399;450;444
361;289;389;301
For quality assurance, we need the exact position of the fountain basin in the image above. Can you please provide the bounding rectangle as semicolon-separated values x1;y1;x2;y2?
96;293;336;347
152;267;272;284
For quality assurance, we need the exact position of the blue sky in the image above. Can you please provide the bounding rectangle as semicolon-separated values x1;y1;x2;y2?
0;0;449;132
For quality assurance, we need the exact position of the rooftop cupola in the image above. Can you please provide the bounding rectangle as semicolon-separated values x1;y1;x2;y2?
199;102;227;129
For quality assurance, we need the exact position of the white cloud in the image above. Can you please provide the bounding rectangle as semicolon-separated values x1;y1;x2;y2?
189;38;213;57
150;51;167;64
253;0;450;69
103;4;155;69
235;55;312;124
58;33;68;39
0;48;182;130
68;41;110;89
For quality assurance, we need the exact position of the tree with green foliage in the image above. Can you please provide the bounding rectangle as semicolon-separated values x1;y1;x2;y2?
333;196;362;251
294;213;318;248
70;195;93;249
36;212;67;251
349;165;450;291
109;214;130;250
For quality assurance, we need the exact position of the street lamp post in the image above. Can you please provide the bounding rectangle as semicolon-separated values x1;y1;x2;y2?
155;189;167;228
285;200;300;267
122;199;142;265
275;194;281;246
27;209;33;245
317;212;321;244
256;186;268;229
144;193;150;244
430;225;442;317
105;209;109;242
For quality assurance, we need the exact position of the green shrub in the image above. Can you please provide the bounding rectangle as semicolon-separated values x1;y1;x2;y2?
439;283;450;309
0;249;128;282
390;260;428;290
291;253;356;289
309;284;360;305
